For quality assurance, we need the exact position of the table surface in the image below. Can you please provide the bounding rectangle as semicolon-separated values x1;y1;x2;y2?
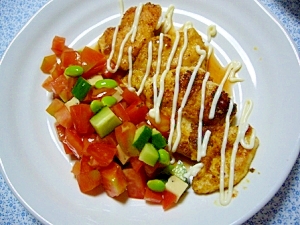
0;0;299;224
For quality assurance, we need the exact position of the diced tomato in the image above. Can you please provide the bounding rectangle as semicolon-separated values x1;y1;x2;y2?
50;74;69;95
71;161;81;176
70;104;94;134
123;168;146;199
146;112;170;136
51;63;64;79
46;98;65;116
144;187;163;204
111;103;130;122
82;133;99;156
86;142;117;167
63;143;73;155
144;163;162;179
42;75;54;92
60;50;81;69
54;105;73;128
76;169;101;193
101;131;118;147
129;157;144;172
100;162;127;197
91;87;117;100
115;121;139;157
64;128;84;158
121;88;141;104
51;36;66;56
80;46;106;79
41;54;57;74
55;124;66;142
126;101;148;125
80;155;94;173
162;191;177;210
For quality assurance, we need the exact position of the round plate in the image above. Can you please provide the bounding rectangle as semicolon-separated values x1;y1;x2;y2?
0;0;299;224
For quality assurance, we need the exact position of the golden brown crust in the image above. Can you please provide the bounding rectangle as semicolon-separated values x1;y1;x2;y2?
192;126;259;194
98;3;162;71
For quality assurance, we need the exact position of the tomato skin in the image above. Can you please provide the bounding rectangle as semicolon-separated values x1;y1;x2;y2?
115;121;139;157
129;157;144;172
76;169;101;193
144;187;163;203
70;104;94;134
100;162;127;197
64;128;84;158
41;54;57;74
51;36;66;56
60;50;81;68
55;124;66;142
80;46;106;79
121;88;141;104
123;168;146;199
126;101;148;125
162;191;177;210
86;142;117;167
111;103;130;122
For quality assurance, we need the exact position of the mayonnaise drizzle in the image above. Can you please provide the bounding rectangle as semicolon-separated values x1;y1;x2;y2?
127;46;135;91
156;5;175;33
107;3;144;73
137;41;153;96
209;61;243;119
219;99;255;205
168;23;189;151
172;46;207;152
207;25;217;43
150;30;180;123
149;33;164;120
197;72;212;162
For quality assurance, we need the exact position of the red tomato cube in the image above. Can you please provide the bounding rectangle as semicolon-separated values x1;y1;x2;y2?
100;162;127;197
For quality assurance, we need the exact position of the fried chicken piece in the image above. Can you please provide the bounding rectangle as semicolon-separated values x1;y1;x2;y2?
192;125;259;194
132;28;208;75
98;3;162;71
129;67;236;158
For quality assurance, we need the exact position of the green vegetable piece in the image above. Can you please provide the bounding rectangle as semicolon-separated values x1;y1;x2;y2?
138;143;159;167
101;96;117;107
132;125;152;150
171;160;188;182
64;65;84;77
95;79;118;89
90;106;122;138
71;77;91;101
158;149;170;165
90;100;104;113
151;128;167;149
147;179;166;192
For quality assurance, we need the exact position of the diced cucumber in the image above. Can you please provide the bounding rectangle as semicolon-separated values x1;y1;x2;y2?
132;125;152;150
151;128;167;149
90;106;122;138
72;76;91;101
139;143;159;167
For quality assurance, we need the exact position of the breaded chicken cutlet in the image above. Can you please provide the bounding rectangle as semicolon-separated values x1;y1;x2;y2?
97;2;259;196
98;3;162;71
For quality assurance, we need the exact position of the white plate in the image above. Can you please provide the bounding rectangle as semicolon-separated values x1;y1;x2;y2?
0;0;299;224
